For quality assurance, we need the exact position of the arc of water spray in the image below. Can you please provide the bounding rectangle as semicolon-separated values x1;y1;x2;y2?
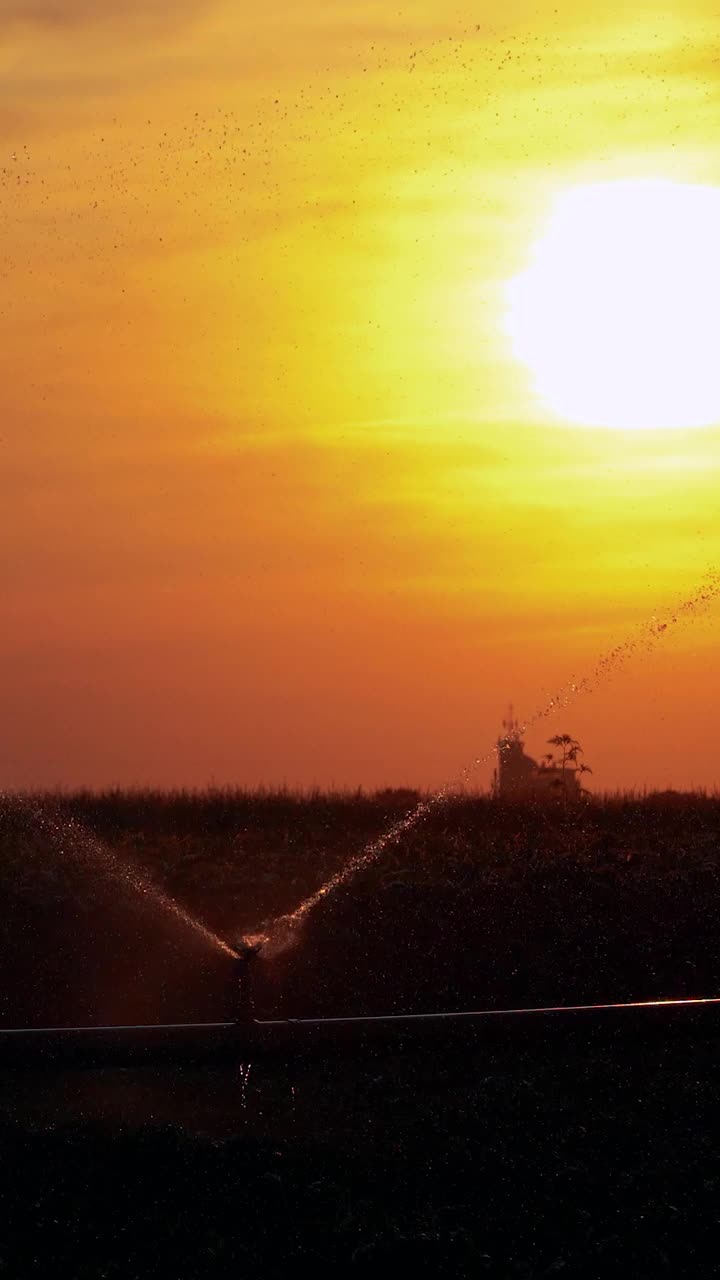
253;568;720;956
10;797;235;958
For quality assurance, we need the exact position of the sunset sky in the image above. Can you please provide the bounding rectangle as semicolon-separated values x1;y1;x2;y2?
4;0;720;792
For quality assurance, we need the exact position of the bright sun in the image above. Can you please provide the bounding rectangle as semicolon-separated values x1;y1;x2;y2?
504;179;720;430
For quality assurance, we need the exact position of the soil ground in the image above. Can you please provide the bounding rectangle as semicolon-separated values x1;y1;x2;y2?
1;791;719;1275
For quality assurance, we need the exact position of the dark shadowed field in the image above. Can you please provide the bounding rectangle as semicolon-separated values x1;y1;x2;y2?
2;788;720;1023
1;790;719;1275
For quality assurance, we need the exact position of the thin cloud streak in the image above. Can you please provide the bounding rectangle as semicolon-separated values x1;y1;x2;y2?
0;0;210;28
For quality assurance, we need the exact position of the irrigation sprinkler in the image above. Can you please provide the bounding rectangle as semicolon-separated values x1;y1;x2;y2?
230;938;265;1023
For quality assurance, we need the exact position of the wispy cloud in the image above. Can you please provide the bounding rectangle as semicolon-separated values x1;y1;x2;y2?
0;0;209;30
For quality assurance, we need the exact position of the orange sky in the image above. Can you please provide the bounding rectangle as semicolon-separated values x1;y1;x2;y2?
3;0;720;791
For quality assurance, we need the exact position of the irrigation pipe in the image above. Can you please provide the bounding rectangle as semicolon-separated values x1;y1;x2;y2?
0;993;719;1069
253;994;720;1027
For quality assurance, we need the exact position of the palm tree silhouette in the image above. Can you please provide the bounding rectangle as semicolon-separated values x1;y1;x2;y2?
546;735;592;796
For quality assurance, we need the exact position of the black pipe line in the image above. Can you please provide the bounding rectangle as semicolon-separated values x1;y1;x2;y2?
0;1021;234;1035
1;994;719;1039
254;994;720;1026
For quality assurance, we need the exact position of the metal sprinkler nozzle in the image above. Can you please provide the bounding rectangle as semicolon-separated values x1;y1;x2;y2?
232;938;265;962
231;937;265;1022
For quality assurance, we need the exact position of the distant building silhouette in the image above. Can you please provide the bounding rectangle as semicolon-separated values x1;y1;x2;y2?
492;708;582;801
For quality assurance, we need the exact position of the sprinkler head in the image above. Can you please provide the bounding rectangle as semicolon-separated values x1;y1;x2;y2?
231;936;266;1023
232;937;265;962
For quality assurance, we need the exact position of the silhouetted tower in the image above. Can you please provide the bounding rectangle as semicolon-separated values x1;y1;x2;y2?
493;706;537;798
492;706;582;801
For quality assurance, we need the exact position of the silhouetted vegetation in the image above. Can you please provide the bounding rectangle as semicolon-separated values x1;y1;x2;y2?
2;789;720;1277
1;789;720;1025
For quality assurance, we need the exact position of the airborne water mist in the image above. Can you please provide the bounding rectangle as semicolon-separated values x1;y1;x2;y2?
250;567;720;958
11;798;235;958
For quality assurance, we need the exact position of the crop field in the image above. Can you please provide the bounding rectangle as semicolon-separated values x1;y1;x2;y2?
2;789;720;1277
2;788;720;1025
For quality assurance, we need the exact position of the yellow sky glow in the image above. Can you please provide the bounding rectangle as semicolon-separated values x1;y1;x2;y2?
3;0;720;790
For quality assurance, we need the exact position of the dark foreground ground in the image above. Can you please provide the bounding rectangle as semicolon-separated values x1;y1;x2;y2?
1;790;719;1274
1;1028;719;1278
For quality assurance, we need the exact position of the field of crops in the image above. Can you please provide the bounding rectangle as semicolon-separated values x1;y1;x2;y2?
2;789;720;1277
2;789;720;1025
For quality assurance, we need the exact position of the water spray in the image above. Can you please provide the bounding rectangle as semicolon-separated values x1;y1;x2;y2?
5;568;719;978
250;567;720;957
6;794;236;959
